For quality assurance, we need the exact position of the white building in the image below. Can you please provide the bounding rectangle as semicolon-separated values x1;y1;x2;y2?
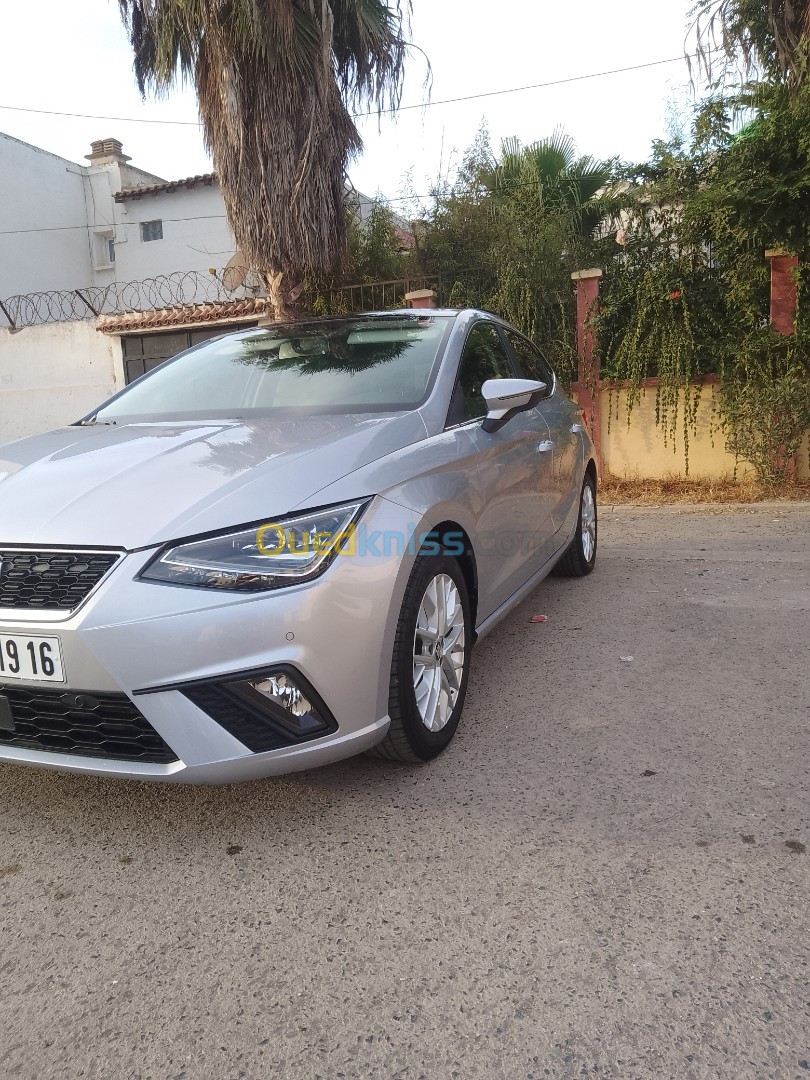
0;132;239;301
0;131;387;304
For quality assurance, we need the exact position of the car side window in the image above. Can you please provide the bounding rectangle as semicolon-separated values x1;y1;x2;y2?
503;329;555;395
447;322;515;426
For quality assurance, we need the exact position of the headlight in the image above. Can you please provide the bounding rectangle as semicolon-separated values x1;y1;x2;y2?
139;501;368;591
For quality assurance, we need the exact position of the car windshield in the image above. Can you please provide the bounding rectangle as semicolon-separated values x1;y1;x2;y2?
87;315;454;423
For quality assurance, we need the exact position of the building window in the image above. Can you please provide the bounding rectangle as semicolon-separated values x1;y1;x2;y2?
140;220;163;243
94;231;115;269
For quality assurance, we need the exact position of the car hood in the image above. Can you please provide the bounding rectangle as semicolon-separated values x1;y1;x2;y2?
0;412;427;549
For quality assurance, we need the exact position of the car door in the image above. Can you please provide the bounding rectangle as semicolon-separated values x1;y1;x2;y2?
502;329;583;534
445;320;556;620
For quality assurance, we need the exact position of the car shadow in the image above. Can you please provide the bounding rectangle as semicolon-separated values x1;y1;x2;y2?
0;575;593;851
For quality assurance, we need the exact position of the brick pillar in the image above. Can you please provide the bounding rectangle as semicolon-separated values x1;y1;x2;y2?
765;250;800;477
571;268;603;469
766;250;798;335
404;289;436;309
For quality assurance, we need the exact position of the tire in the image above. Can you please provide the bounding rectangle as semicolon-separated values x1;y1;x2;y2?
371;553;472;764
553;473;597;577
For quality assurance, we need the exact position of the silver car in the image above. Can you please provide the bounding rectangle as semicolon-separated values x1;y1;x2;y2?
0;309;596;783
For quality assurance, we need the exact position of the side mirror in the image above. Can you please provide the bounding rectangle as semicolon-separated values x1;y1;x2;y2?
481;378;547;433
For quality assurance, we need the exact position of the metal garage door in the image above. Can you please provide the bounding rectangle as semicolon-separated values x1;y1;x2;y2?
121;324;258;384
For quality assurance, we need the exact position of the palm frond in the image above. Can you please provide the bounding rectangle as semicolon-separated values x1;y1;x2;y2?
690;0;810;87
117;1;412;316
483;131;617;238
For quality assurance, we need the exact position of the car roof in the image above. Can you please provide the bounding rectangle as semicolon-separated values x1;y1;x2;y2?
237;309;505;332
318;308;498;320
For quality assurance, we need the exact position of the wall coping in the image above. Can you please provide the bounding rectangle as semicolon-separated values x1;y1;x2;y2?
571;268;603;281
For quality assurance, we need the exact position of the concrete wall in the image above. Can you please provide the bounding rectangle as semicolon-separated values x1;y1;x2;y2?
0;320;123;444
0;132;92;298
591;382;809;480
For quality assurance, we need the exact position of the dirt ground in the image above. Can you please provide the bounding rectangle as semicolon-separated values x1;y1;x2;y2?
0;503;808;1080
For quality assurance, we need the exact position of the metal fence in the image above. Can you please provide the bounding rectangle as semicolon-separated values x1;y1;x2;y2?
318;269;496;315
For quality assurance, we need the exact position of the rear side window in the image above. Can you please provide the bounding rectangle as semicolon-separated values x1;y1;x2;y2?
447;322;514;425
503;329;554;394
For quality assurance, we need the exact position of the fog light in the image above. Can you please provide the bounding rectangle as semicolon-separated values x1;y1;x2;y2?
252;674;311;718
236;672;329;736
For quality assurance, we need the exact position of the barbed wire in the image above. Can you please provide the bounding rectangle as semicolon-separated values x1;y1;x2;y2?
0;269;266;331
1;267;510;332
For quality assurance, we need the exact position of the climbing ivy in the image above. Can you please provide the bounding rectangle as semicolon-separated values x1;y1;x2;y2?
597;80;810;479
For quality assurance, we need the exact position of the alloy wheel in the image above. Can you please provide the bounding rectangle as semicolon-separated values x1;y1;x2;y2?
412;573;466;732
581;482;596;563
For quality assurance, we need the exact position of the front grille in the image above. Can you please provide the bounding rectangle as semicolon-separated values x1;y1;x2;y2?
0;686;177;763
0;550;120;612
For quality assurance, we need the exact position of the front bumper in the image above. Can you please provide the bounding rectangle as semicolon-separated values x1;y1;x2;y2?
0;497;421;783
0;713;391;783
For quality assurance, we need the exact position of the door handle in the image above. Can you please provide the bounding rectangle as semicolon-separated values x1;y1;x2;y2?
537;440;553;453
571;423;583;433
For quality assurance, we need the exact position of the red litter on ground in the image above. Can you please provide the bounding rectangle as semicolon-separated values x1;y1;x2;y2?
530;615;549;623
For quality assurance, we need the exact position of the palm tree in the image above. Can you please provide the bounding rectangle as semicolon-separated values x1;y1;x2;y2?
484;131;619;239
117;0;411;321
692;0;810;88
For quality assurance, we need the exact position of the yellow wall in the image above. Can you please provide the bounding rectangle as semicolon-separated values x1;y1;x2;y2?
574;383;809;479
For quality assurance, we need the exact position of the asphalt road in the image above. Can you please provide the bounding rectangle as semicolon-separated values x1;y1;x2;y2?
1;503;808;1080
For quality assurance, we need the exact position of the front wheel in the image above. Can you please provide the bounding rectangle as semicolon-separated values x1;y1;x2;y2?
554;473;597;577
372;554;472;764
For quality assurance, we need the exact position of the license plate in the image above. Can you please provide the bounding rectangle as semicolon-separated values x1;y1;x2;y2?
0;634;65;683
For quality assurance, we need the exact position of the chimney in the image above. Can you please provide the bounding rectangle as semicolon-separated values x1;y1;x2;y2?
85;138;131;165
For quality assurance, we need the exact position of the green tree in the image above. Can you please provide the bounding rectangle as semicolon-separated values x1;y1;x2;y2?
419;125;622;376
420;123;498;298
117;0;411;321
485;131;621;240
347;198;414;283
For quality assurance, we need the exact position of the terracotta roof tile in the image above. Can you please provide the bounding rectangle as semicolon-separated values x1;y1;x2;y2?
114;173;217;202
97;297;267;333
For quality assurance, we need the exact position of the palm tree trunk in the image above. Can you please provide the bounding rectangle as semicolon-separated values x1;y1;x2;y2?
264;271;304;323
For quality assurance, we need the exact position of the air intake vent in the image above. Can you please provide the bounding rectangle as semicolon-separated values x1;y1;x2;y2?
0;685;177;763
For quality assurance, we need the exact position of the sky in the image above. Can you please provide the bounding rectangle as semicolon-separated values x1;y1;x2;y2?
0;0;709;214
